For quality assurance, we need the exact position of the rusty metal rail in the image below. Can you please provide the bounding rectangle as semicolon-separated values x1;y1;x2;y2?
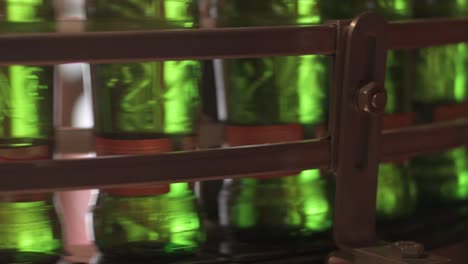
0;138;329;194
0;25;336;65
388;18;468;49
0;18;465;65
1;117;467;194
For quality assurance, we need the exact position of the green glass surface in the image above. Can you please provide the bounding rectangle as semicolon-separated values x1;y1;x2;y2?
376;163;417;219
0;0;54;33
0;199;62;264
0;2;61;263
93;185;204;261
410;0;468;203
216;0;332;244
92;60;200;138
0;0;54;146
90;1;200;139
375;1;416;219
219;173;332;242
87;0;197;31
219;0;326;127
89;0;204;259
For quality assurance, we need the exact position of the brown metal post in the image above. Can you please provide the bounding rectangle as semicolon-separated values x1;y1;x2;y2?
328;12;451;264
331;12;387;248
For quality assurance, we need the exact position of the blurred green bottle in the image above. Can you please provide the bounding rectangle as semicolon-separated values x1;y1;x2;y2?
410;0;468;205
323;0;418;221
214;0;332;245
88;0;204;261
0;1;62;263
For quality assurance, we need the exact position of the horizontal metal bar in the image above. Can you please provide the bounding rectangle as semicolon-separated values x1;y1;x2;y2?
0;25;336;65
0;118;467;193
388;18;468;50
382;119;468;159
0;18;465;65
0;139;330;194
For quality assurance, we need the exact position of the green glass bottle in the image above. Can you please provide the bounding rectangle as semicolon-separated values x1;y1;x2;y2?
410;0;468;205
0;1;62;263
88;0;204;261
215;0;332;246
322;0;418;221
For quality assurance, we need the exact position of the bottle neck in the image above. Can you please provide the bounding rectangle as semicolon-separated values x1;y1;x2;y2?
216;0;322;27
4;0;54;22
87;0;196;29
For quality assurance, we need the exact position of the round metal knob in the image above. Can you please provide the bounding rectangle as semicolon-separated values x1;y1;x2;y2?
356;82;387;114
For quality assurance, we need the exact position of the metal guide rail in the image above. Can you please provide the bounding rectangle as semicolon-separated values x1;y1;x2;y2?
0;12;467;264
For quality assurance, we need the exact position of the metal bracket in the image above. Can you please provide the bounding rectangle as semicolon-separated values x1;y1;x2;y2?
331;11;388;249
328;12;452;264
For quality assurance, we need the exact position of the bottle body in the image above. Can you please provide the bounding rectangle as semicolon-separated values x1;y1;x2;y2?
0;199;62;264
376;162;417;221
410;0;468;204
379;6;416;219
0;1;62;263
88;0;204;260
93;184;203;261
219;0;327;131
219;174;332;242
214;0;332;246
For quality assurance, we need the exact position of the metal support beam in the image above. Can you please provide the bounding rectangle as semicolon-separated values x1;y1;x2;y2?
332;12;388;248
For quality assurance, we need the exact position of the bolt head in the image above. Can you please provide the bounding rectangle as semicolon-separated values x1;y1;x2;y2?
371;92;386;109
356;82;387;114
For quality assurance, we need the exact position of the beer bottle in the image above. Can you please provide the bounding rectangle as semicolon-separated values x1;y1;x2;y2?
88;0;204;261
410;0;468;204
215;0;332;246
0;0;62;263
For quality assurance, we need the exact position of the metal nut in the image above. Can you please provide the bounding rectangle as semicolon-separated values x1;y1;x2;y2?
371;92;386;109
356;82;387;114
393;241;425;258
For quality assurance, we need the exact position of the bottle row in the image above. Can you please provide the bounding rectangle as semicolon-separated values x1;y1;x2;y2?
0;0;467;263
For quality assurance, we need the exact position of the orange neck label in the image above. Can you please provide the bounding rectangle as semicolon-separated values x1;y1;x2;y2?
382;112;415;130
226;124;303;179
0;145;51;202
96;137;174;196
95;137;173;155
0;145;50;161
226;124;303;146
181;136;198;151
314;123;328;138
434;103;468;122
382;112;415;164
